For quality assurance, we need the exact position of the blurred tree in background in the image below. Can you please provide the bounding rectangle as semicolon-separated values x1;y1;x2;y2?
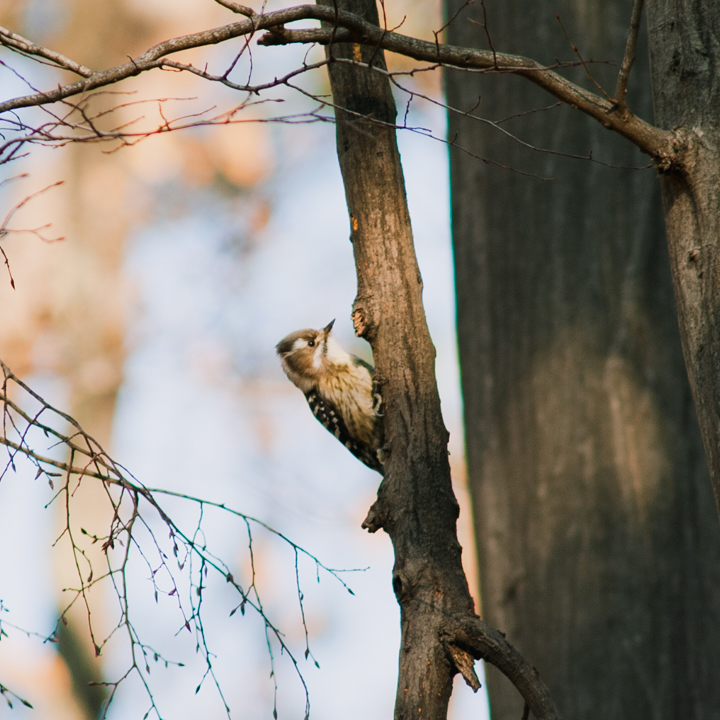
446;1;720;718
0;1;282;717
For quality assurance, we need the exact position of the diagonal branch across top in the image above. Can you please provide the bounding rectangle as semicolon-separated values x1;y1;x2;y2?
1;3;673;164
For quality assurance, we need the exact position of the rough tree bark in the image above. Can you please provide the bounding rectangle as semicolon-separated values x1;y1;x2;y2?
445;0;720;718
317;0;473;715
317;0;559;718
645;0;720;513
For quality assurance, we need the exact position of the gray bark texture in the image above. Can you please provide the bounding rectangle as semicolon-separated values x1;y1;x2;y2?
445;0;720;718
646;0;720;519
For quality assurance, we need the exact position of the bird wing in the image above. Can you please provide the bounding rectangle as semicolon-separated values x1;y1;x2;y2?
304;390;384;474
351;355;374;374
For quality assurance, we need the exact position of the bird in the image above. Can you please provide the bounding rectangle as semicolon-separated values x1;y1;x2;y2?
276;320;384;474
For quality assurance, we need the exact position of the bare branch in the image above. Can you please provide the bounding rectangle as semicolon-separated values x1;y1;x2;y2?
160;55;330;95
0;178;65;244
442;616;561;720
256;8;672;161
614;0;645;113
0;89;328;174
214;0;258;17
0;247;13;289
0;26;93;77
0;5;673;162
555;14;614;104
0;13;260;114
0;357;359;717
383;69;652;171
466;1;498;68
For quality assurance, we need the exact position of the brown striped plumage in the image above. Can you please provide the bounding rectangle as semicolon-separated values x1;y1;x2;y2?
276;320;384;474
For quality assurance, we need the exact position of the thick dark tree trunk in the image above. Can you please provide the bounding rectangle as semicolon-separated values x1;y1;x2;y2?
646;0;720;516
445;1;720;718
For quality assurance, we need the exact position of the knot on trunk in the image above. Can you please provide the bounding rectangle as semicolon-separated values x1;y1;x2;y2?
352;304;371;340
362;500;384;532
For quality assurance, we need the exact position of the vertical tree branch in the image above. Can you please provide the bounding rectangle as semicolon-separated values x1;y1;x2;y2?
614;0;645;112
316;0;476;717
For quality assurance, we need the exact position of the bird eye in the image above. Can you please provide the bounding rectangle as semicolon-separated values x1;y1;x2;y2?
308;340;315;347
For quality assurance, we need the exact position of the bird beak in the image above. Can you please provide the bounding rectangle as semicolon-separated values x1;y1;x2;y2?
323;319;335;335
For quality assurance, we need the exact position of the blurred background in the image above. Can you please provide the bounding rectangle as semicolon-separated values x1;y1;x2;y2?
0;1;487;718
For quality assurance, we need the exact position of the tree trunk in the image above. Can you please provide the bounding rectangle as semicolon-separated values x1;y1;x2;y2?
317;2;476;718
445;0;720;718
646;0;720;516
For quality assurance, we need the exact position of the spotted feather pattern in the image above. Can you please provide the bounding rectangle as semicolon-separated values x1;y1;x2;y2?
305;390;384;474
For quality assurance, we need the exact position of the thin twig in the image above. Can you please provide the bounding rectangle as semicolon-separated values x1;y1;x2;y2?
0;180;65;243
0;358;359;718
468;0;497;68
214;0;258;17
555;14;614;104
0;248;14;289
0;26;93;77
614;0;645;113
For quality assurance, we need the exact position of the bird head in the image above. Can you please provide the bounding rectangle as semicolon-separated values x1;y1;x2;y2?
276;320;337;391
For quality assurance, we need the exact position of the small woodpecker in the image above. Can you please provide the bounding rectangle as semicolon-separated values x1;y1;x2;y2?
276;320;384;474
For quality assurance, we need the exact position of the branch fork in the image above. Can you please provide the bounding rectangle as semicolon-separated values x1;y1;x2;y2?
440;617;561;719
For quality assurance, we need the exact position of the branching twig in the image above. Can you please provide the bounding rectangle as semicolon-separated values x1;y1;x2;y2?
555;14;614;104
0;177;65;246
0;682;34;710
0;5;673;161
0;358;358;717
442;616;560;719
